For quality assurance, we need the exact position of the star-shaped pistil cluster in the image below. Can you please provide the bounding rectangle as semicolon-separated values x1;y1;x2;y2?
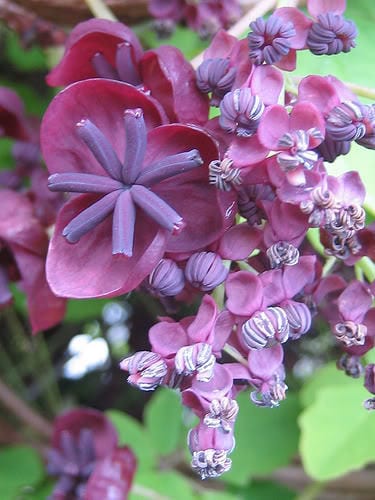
48;108;203;256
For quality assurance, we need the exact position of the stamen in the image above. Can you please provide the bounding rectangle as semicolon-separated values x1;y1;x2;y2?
337;353;364;378
191;449;232;479
175;343;215;381
203;397;239;432
122;108;147;184
48;173;123;193
282;301;311;340
219;89;264;137
62;190;120;243
112;190;136;256
130;185;184;234
306;13;357;56
334;320;367;346
116;42;142;85
148;258;185;297
76;119;123;180
266;241;299;268
91;52;119;80
137;149;203;187
242;307;289;350
184;251;228;291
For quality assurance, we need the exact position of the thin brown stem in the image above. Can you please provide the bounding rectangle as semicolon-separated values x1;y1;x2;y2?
0;377;52;439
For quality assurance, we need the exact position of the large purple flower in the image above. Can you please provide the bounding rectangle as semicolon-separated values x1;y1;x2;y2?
42;79;229;298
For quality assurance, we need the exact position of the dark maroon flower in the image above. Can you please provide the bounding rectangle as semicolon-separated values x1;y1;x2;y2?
0;189;65;332
42;79;229;298
47;408;136;499
47;19;143;87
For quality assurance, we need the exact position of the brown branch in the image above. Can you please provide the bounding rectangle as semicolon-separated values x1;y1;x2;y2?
0;377;52;440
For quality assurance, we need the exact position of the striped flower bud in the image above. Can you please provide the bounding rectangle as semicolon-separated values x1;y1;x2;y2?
120;351;168;391
306;13;357;56
326;101;367;142
175;343;216;382
191;448;232;479
248;14;296;65
219;88;264;137
196;58;236;106
147;258;185;297
208;158;241;192
282;301;311;340
203;397;239;433
242;307;289;350
185;252;229;292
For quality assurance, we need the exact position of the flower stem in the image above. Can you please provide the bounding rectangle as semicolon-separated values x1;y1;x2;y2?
296;481;326;500
84;0;117;21
223;343;248;366
190;0;277;68
0;377;52;439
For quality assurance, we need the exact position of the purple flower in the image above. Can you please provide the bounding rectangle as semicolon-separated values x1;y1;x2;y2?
42;79;230;298
47;408;136;499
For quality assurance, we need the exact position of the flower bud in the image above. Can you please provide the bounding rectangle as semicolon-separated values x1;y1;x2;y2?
120;351;168;391
147;258;185;297
185;252;228;292
242;307;289;350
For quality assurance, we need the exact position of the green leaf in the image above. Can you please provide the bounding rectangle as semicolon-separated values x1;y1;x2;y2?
65;298;111;323
299;384;375;480
300;362;358;408
0;445;43;498
240;480;296;500
198;491;238;500
106;410;157;472
296;0;375;88
130;471;195;500
222;393;300;486
140;25;208;59
144;388;184;456
4;29;47;72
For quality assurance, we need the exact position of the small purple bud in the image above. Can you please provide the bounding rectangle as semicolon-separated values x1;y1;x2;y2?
120;351;168;391
219;88;264;137
364;364;375;395
266;241;299;269
337;353;364;378
248;14;296;65
326;101;367;142
148;258;185;297
185;252;229;292
282;300;311;340
242;307;289;350
306;13;357;56
196;58;236;106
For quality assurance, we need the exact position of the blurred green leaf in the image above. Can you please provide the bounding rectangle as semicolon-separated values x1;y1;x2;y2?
296;0;375;88
107;409;157;472
299;383;375;480
4;29;47;72
65;298;112;323
130;471;195;500
240;480;296;500
140;25;208;59
197;490;238;500
222;393;300;486
0;445;43;498
144;388;184;456
300;362;358;408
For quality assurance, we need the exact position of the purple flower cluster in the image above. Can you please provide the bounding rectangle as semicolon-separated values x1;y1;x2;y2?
29;0;375;480
148;0;242;39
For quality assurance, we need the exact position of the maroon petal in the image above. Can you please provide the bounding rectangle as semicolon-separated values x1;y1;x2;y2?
41;79;164;177
282;255;317;299
52;408;118;460
47;19;143;87
10;245;66;333
140;46;209;125
187;294;217;344
225;271;263;317
85;446;136;500
0;87;30;140
276;7;311;49
289;102;325;142
248;344;284;381
227;134;269;167
297;76;340;115
307;0;346;18
258;105;290;150
204;29;237;59
218;224;262;260
338;281;373;323
251;65;284;105
149;320;188;357
46;194;167;298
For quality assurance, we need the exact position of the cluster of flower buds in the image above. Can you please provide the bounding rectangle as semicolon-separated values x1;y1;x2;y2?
148;0;243;39
1;0;370;480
